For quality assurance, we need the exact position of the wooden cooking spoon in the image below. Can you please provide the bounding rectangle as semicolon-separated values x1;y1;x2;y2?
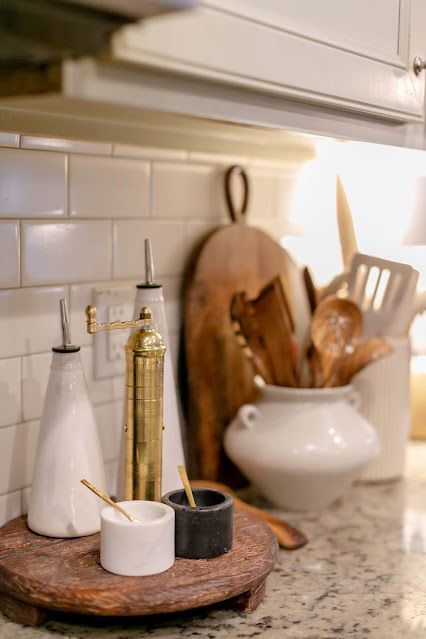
311;297;363;387
337;337;393;386
192;479;307;550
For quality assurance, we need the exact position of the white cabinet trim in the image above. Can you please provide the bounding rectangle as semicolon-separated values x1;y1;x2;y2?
204;0;410;69
113;4;424;122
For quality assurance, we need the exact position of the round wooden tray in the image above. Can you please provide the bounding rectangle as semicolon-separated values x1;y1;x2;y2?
0;509;278;626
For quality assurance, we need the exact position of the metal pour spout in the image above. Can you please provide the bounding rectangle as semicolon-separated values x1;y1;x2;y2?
60;298;71;348
145;238;155;285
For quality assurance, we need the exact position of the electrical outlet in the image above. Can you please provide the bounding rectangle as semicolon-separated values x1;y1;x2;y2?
108;305;129;361
93;286;133;379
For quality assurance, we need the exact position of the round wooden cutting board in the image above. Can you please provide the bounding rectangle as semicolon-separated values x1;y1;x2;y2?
0;509;278;626
183;166;310;485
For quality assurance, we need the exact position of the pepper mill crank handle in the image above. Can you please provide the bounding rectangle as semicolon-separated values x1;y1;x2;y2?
85;304;150;334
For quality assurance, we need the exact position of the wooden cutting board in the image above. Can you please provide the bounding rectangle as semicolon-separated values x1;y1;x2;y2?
0;510;277;626
183;166;310;486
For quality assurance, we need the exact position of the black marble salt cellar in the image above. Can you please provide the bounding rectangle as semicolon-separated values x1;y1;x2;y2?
162;488;233;559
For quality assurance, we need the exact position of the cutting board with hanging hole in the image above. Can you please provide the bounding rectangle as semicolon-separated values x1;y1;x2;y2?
183;165;311;486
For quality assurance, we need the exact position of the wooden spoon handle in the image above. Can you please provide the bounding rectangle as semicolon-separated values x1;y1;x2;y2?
192;480;307;550
232;496;307;550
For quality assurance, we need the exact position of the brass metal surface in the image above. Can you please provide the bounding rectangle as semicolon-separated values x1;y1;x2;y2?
178;465;197;508
85;304;165;501
80;479;140;523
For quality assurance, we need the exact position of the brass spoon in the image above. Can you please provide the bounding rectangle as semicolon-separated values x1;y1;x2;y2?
336;337;393;386
311;297;363;387
178;465;197;508
81;479;141;523
192;479;307;550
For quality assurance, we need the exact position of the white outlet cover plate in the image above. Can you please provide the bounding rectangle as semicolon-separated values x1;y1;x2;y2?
94;285;133;380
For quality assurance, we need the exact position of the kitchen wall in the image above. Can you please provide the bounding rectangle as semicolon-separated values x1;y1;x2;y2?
0;130;305;525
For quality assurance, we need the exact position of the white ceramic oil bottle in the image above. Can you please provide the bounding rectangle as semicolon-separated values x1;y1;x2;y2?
116;239;185;499
28;299;107;537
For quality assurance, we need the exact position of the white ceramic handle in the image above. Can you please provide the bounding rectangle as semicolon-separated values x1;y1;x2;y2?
348;388;361;411
237;404;260;430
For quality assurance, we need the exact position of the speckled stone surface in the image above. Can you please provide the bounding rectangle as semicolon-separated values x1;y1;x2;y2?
1;443;426;639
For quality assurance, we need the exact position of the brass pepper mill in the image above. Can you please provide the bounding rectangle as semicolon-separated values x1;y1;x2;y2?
85;305;166;501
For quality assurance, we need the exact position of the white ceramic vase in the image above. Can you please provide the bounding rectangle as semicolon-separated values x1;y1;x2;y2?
28;350;107;537
224;378;380;511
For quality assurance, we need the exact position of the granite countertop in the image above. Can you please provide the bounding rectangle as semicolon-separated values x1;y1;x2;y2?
1;443;426;639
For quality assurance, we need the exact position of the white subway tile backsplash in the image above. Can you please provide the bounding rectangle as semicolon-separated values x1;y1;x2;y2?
69;155;150;218
21;136;112;156
69;283;98;347
0;490;23;526
0;286;66;358
113;145;187;161
0;132;19;148
113;220;186;279
22;221;112;285
22;352;51;422
0;130;301;511
0;148;66;218
94;401;123;462
185;220;221;256
80;345;115;406
69;280;139;347
152;163;226;219
0;420;40;495
0;357;21;428
0;221;19;287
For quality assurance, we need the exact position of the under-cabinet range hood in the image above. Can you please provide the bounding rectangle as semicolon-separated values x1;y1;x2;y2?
0;0;198;72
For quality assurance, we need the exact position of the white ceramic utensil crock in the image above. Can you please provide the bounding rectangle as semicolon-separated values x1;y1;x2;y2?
100;501;175;576
224;377;379;510
353;336;411;481
28;350;107;537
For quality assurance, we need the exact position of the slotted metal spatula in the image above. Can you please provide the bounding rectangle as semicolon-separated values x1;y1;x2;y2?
347;253;419;338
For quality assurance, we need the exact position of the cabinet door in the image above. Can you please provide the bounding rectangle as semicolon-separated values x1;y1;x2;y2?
112;0;426;122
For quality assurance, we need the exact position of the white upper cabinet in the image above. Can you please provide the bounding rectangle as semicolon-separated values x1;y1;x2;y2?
112;0;426;122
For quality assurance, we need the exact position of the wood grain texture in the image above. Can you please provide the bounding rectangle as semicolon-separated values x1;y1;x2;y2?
0;509;278;619
183;221;293;485
251;276;299;387
0;592;47;627
229;579;266;613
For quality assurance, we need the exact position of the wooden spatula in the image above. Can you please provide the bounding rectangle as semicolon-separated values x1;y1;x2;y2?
230;292;274;383
251;276;299;387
